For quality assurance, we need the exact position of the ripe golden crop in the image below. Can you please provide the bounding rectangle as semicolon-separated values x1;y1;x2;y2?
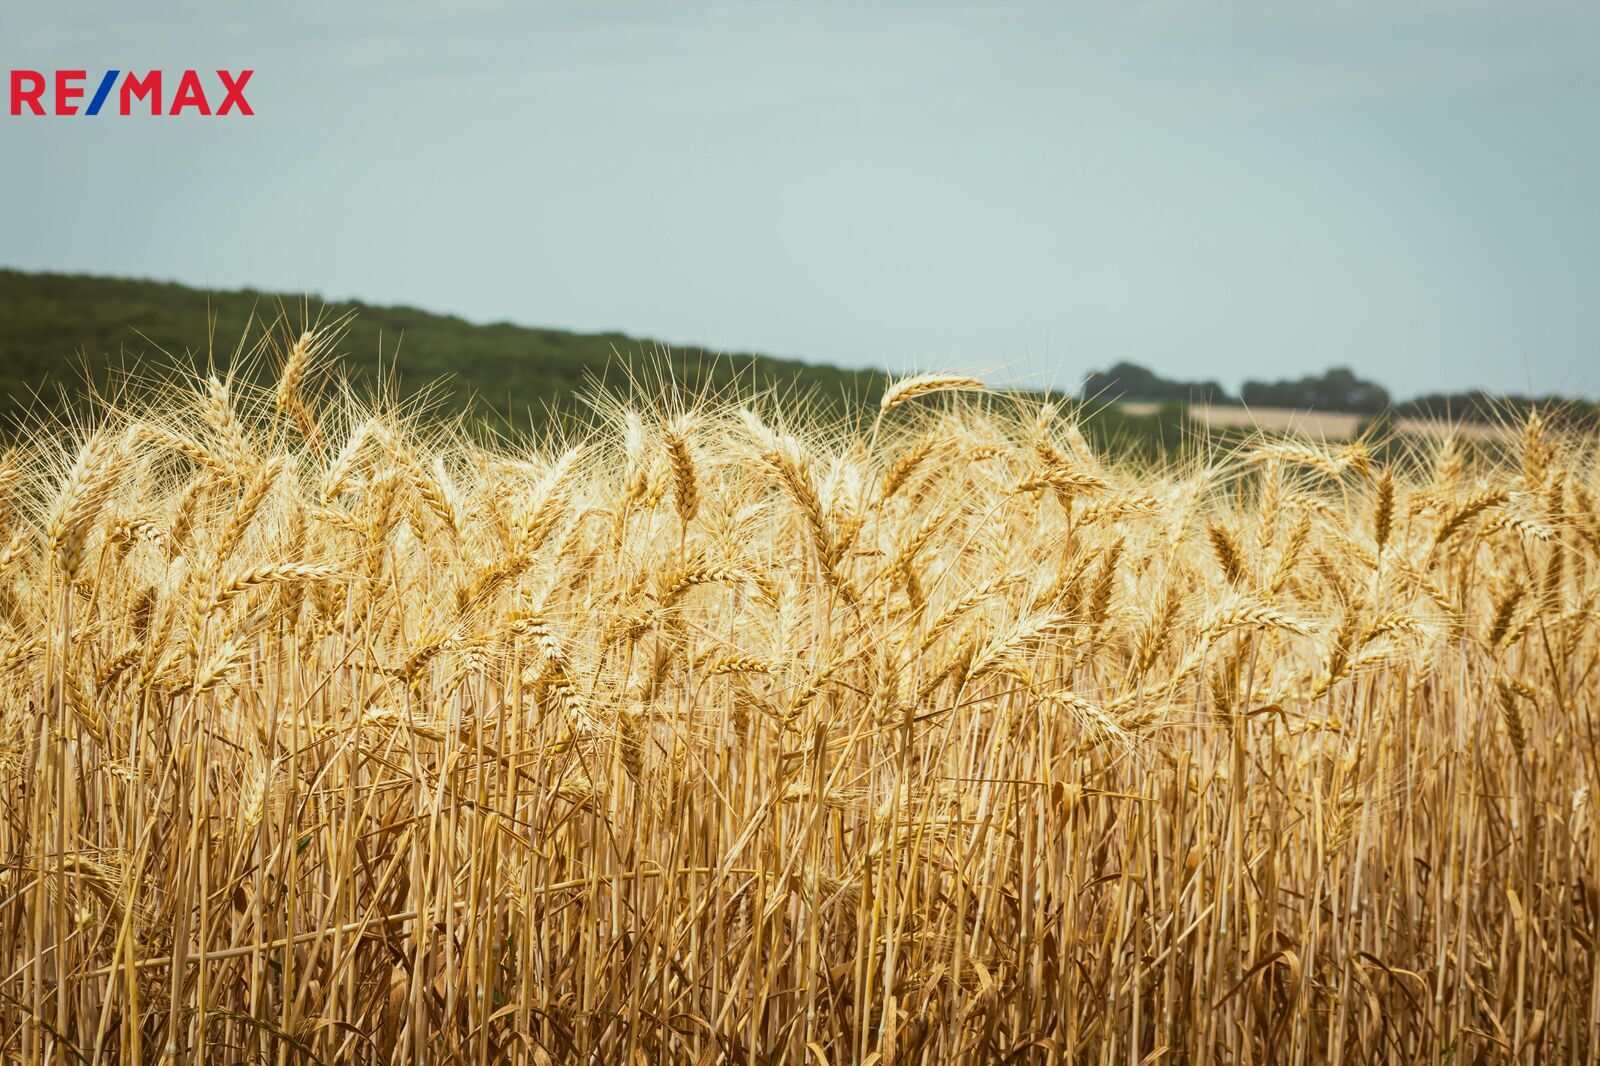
1;340;1596;1062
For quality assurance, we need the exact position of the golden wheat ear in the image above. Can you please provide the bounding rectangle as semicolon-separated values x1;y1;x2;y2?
879;372;986;412
662;414;700;528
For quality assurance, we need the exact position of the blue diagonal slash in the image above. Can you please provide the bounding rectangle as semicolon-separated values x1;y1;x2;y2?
85;70;120;115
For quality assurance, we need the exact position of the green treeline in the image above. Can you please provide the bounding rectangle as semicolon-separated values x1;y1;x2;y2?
3;269;1590;450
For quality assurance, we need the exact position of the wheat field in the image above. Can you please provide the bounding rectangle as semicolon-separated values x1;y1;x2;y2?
1;340;1597;1064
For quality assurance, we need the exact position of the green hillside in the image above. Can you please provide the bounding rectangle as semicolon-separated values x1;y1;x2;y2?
0;268;1211;459
0;268;889;430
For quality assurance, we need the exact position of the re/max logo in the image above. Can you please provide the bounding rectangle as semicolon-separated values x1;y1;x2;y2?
8;70;253;116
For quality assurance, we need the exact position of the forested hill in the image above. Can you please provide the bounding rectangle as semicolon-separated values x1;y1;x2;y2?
6;268;1588;447
0;268;889;427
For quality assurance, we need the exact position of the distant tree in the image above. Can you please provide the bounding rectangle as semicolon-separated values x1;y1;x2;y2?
1082;361;1236;405
1395;390;1597;428
1240;367;1389;414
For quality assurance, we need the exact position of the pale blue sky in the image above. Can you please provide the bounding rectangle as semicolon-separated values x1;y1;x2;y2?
3;1;1598;399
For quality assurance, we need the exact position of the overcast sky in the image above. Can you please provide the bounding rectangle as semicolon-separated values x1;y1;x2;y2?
4;1;1599;399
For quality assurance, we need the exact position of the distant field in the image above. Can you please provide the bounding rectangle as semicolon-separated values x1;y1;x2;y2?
1391;416;1509;441
1120;401;1509;441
